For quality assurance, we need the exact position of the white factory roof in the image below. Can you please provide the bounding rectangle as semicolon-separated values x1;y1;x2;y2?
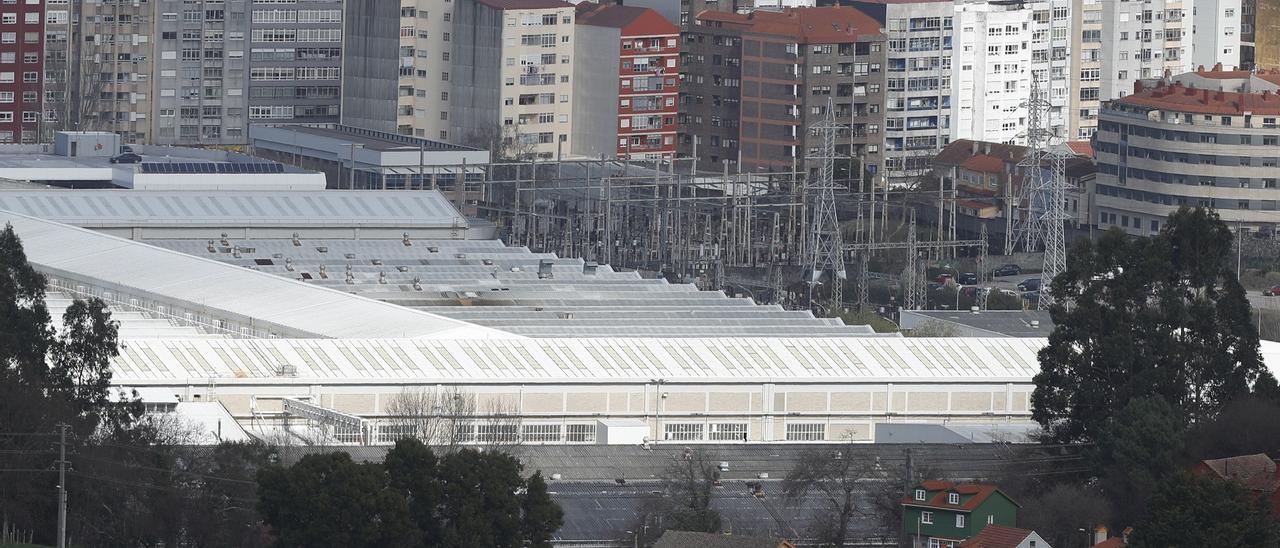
1;211;512;340
110;336;1047;384
0;189;468;229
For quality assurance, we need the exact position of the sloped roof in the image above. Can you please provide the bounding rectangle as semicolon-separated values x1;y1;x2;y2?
934;139;1026;167
959;154;1005;174
1066;141;1094;158
698;7;883;44
1117;78;1280;115
653;531;787;548
473;0;572;10
904;480;1016;511
576;3;676;33
960;525;1035;548
1197;453;1280;493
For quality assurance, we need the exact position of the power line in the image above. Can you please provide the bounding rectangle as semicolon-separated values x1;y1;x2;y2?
74;454;259;486
68;471;259;506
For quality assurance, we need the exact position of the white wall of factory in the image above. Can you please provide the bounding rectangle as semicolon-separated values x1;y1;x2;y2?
158;380;1032;444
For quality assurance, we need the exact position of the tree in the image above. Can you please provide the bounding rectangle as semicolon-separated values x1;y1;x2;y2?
1017;483;1114;548
1183;396;1280;461
522;471;563;548
257;453;413;548
1128;471;1280;548
783;442;877;547
869;455;940;543
1094;396;1185;525
384;387;523;453
1032;208;1267;443
660;449;722;533
384;438;442;544
434;449;526;548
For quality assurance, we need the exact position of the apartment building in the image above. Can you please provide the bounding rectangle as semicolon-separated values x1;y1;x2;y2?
245;0;344;128
394;0;453;140
1192;0;1242;70
952;0;1071;146
850;0;955;187
679;7;887;179
1069;0;1103;139
573;3;680;160
626;0;753;28
0;0;45;143
152;0;242;145
451;0;577;160
79;0;155;144
1096;0;1194;102
1093;68;1280;235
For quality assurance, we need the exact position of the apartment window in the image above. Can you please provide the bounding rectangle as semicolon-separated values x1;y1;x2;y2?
948;493;960;504
987;515;995;525
956;515;965;528
915;489;927;501
921;511;934;524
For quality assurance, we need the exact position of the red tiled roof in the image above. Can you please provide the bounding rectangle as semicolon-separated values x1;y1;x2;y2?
1066;141;1093;158
959;525;1034;548
902;481;1014;511
933;139;1026;167
960;154;1004;173
1116;78;1280;115
698;7;883;43
576;3;677;33
1093;539;1125;548
1195;454;1280;493
474;0;573;10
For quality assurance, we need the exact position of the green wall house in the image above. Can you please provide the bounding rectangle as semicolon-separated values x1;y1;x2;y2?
901;480;1020;548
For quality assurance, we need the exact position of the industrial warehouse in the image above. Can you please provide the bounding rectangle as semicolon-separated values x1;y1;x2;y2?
2;189;1277;447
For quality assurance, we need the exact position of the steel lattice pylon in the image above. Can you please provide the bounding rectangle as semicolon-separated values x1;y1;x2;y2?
805;98;847;314
1010;73;1074;309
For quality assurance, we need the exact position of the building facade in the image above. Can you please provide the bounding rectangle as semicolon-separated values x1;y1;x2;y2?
1093;68;1280;235
679;7;887;179
79;0;155;144
0;0;46;143
952;0;1071;147
902;480;1020;548
451;0;578;160
851;0;955;188
1192;0;1243;71
575;4;680;160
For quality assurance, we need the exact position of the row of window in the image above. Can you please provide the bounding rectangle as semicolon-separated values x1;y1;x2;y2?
0;12;39;25
662;422;826;441
0;110;39;122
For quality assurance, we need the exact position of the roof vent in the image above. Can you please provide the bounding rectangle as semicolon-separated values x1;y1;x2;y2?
402;232;412;247
285;257;294;271
412;276;422;291
583;261;598;275
292;233;301;246
344;253;357;260
1030;320;1040;328
316;246;328;253
378;271;387;284
231;246;241;259
538;259;554;279
220;233;229;247
428;246;439;253
318;264;328;278
483;258;494;266
558;312;574;320
396;265;409;272
206;240;216;253
371;259;383;266
455;253;467;260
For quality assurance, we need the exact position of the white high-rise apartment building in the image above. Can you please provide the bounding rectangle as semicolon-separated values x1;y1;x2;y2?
397;1;454;140
1192;0;1242;69
1069;0;1104;139
952;0;1071;145
1097;0;1195;101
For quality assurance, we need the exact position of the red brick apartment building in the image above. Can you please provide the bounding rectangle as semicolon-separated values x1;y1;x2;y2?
0;0;45;142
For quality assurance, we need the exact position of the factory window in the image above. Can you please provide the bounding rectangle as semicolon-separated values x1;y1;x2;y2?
566;424;596;443
785;423;825;441
334;425;363;444
664;423;704;441
476;424;519;444
708;423;747;441
522;424;561;443
377;423;418;444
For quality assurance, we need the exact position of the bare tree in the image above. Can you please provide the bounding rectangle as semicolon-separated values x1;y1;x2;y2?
657;448;722;533
463;124;538;162
783;440;879;547
904;319;960;337
384;387;523;453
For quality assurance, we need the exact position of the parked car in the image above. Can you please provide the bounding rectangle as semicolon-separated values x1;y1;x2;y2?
957;272;978;285
936;273;954;284
993;264;1022;277
1265;285;1280;296
1017;278;1042;292
109;152;142;164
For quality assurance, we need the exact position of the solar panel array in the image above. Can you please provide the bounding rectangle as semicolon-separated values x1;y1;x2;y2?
146;237;877;338
139;162;286;174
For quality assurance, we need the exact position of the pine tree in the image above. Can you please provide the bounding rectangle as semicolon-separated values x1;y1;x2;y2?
523;471;563;548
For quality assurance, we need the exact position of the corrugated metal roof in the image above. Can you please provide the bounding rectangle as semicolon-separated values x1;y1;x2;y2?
0;189;468;228
0;211;512;340
109;336;1047;383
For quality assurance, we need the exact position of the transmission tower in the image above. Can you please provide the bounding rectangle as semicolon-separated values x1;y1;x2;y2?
902;211;926;310
767;212;785;305
805;98;847;313
1008;75;1055;255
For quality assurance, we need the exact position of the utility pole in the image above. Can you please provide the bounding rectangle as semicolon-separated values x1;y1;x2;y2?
56;423;68;548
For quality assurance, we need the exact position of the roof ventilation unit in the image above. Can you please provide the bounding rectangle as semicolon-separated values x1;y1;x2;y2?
403;232;412;246
292;233;301;246
538;260;554;279
412;276;422;291
583;262;598;275
206;240;216;253
220;233;230;247
378;271;388;284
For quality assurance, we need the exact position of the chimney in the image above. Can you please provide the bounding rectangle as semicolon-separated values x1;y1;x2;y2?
1134;80;1144;94
983;142;991;155
1094;525;1109;545
1213;62;1223;72
1197;64;1206;73
971;141;979;155
1202;89;1210;104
